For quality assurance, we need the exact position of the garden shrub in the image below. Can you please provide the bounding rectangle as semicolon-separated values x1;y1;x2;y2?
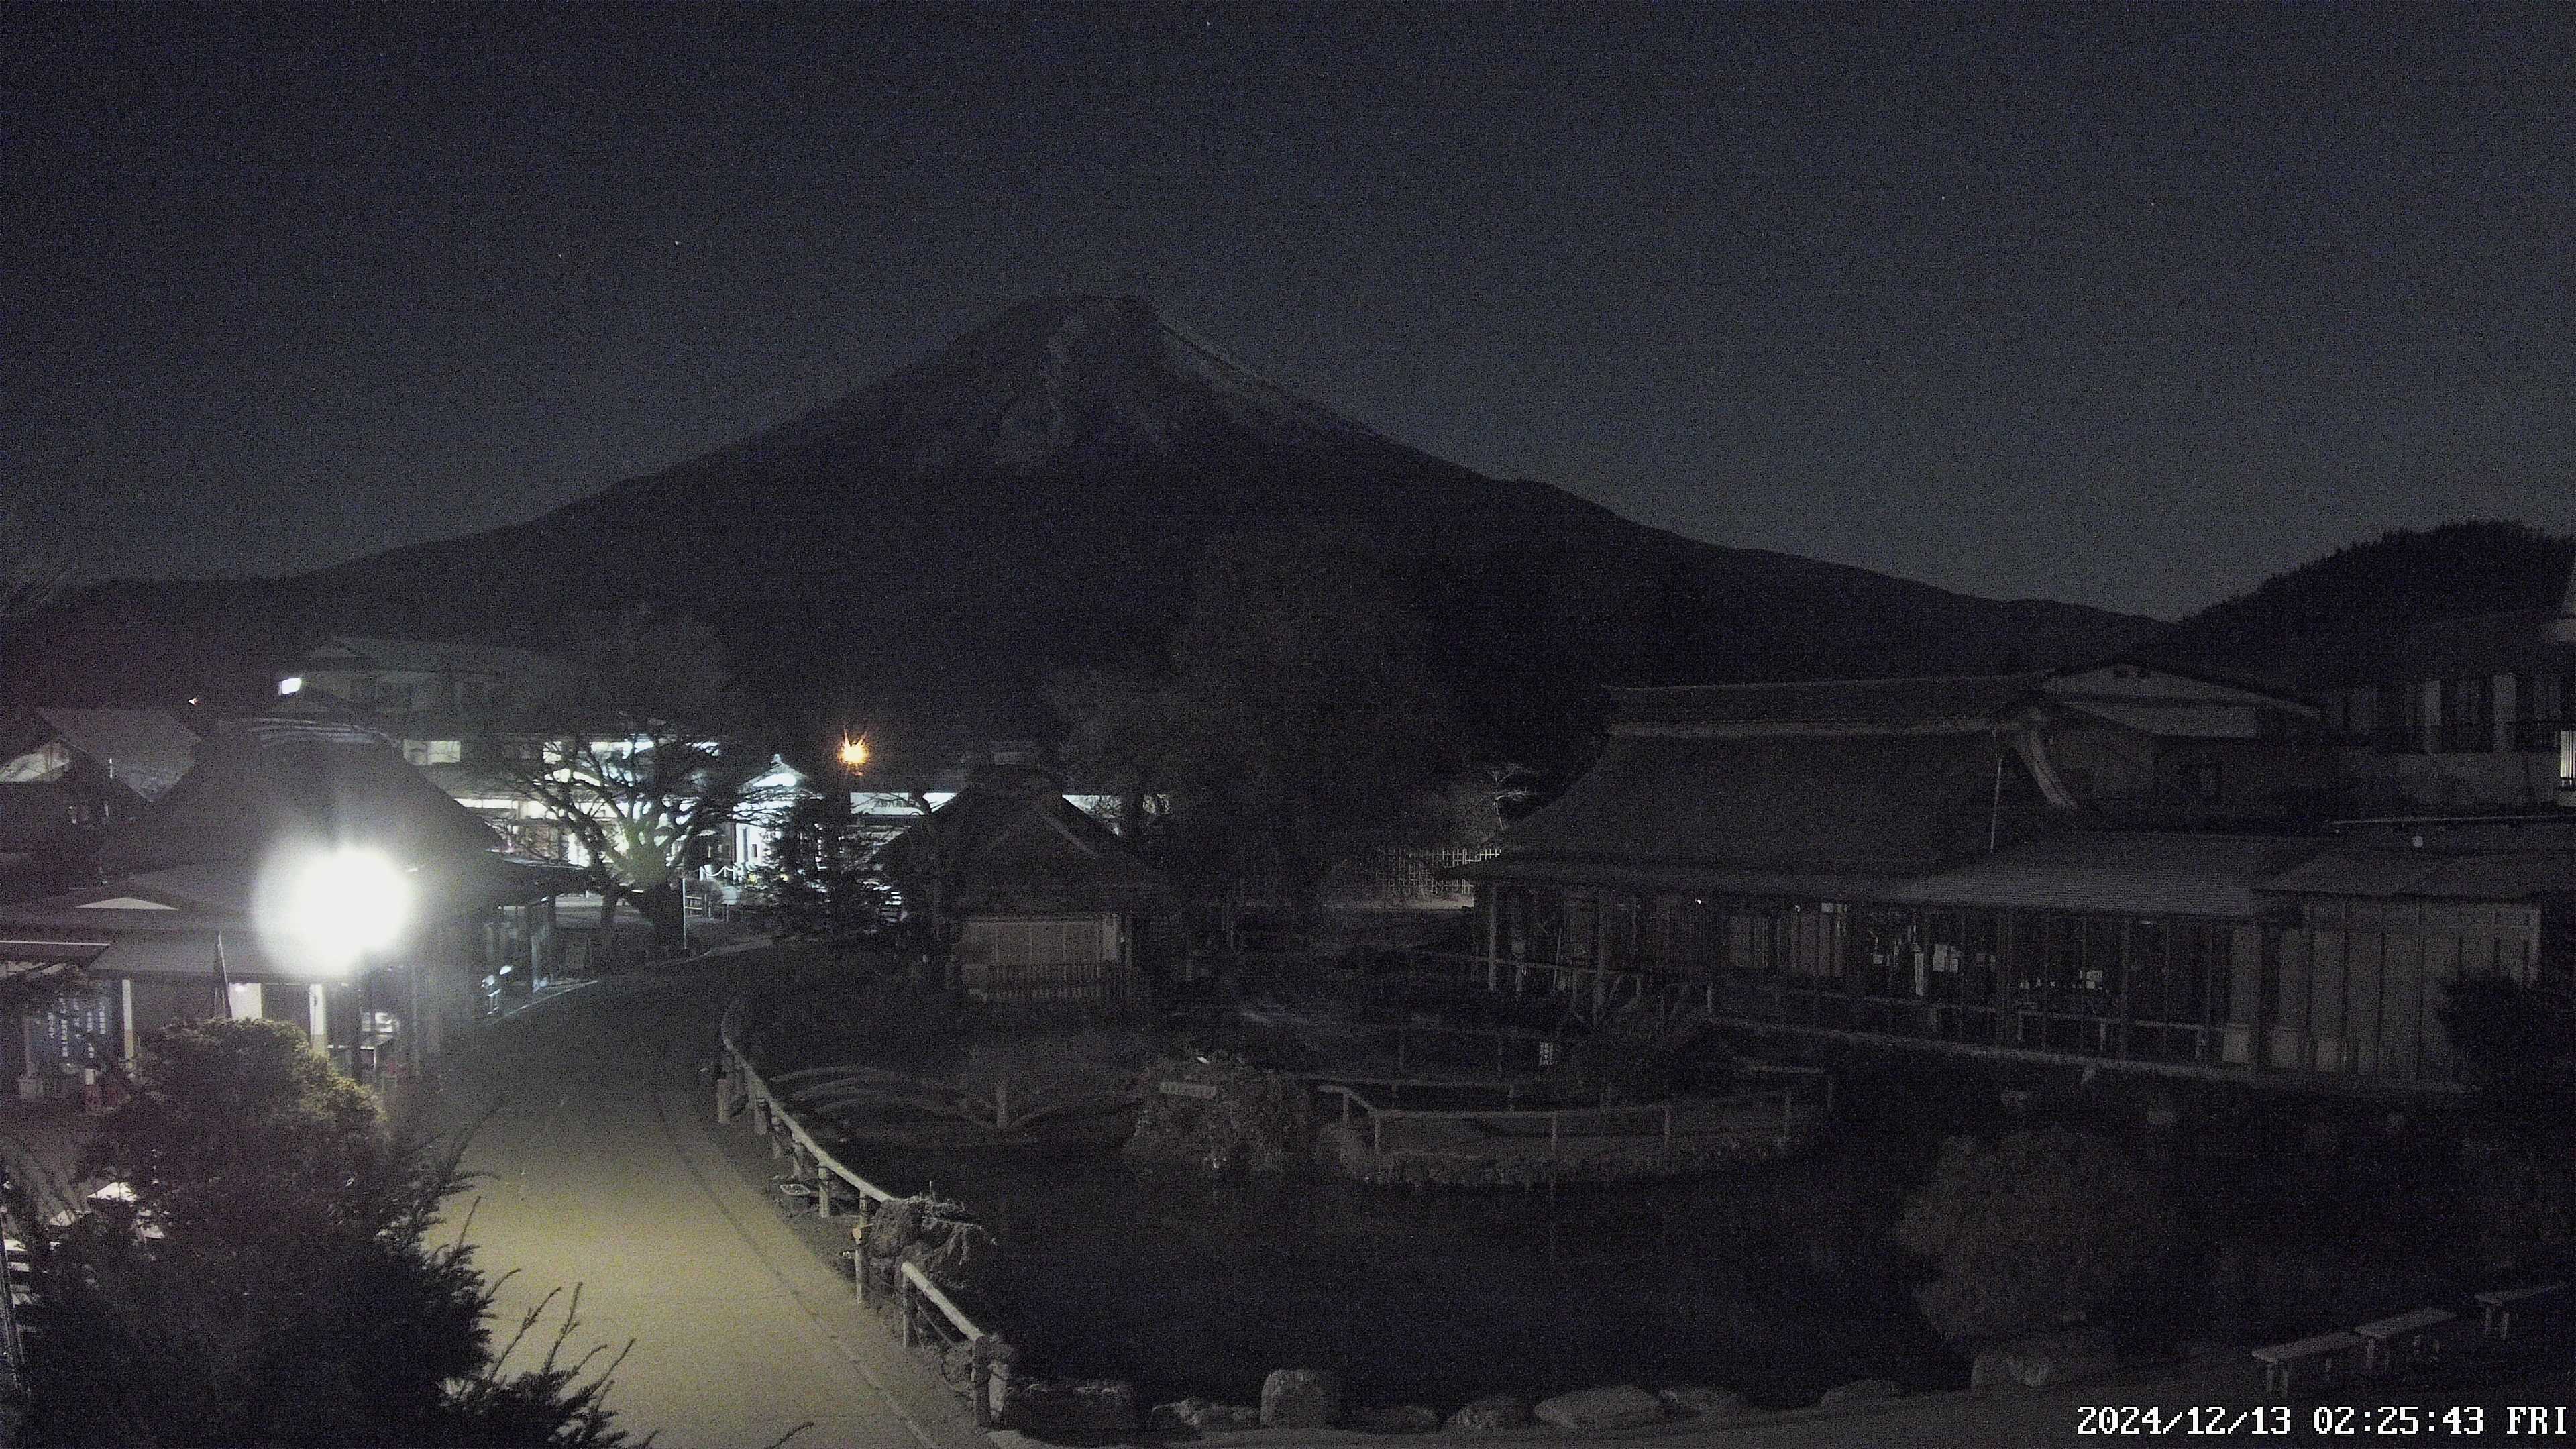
1122;1052;1313;1174
1896;1125;2174;1348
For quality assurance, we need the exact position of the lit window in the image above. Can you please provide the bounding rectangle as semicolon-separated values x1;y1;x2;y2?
278;676;303;696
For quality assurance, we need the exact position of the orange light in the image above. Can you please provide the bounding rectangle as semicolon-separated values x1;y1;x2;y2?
838;736;870;771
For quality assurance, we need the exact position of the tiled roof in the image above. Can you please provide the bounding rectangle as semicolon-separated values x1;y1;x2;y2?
297;635;567;678
1883;833;2322;920
2261;847;2576;901
1475;732;2059;879
1610;674;2047;734
30;708;200;799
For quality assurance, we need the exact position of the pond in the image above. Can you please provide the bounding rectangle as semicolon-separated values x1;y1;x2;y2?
826;1076;1960;1411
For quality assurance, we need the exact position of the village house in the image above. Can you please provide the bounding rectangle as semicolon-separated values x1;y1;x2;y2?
876;756;1168;1008
270;633;799;898
1453;660;2569;1090
0;715;574;1104
2320;559;2576;812
0;707;199;898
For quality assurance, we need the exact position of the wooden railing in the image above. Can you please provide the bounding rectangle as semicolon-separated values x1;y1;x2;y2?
1314;1061;1829;1171
965;957;1147;1008
716;994;1005;1424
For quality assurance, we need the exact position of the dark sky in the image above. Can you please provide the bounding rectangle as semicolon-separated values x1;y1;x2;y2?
8;3;2573;620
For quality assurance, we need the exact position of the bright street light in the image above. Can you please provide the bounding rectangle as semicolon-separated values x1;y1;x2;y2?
838;735;869;771
260;845;413;973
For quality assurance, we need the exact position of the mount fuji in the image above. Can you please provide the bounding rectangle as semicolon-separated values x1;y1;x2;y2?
13;296;2155;773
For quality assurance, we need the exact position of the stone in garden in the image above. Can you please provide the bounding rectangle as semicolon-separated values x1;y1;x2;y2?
1003;1377;1138;1438
1347;1403;1441;1433
1656;1385;1753;1418
1532;1385;1663;1430
1816;1378;1904;1407
1445;1395;1530;1431
1151;1397;1263;1432
1261;1368;1342;1429
1970;1334;2117;1389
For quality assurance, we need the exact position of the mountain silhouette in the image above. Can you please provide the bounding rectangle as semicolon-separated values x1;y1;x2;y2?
10;296;2156;775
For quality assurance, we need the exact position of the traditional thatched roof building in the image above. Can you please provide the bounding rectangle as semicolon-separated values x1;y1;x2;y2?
877;762;1166;1008
0;716;574;1103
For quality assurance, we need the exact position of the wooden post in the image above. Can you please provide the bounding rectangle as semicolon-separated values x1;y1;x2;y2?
714;1054;734;1122
1549;1112;1560;1158
971;1336;995;1429
1485;890;1499;992
901;1276;918;1348
816;1167;836;1219
1372;1110;1383;1161
995;1073;1010;1131
1663;1104;1672;1161
852;1222;870;1305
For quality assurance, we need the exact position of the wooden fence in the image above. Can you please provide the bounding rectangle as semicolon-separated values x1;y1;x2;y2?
716;994;1006;1424
965;958;1148;1010
1313;1060;1832;1173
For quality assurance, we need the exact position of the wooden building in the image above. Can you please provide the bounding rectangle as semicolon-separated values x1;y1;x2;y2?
877;761;1166;1008
0;716;573;1102
1454;667;2565;1089
0;708;200;898
2322;556;2576;811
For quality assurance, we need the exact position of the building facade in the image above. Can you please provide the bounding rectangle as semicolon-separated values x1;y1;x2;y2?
1456;665;2567;1090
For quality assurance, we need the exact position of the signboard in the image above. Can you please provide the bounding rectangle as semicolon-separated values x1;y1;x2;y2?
1158;1081;1220;1100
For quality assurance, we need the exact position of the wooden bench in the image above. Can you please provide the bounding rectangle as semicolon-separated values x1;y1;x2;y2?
2355;1307;2454;1373
2253;1330;2365;1397
2473;1282;2566;1339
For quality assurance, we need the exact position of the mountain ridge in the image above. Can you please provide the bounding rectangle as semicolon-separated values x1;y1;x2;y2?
7;295;2159;775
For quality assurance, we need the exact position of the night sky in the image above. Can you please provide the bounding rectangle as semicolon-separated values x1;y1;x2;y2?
9;3;2573;620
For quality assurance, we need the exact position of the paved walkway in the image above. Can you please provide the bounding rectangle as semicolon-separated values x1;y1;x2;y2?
431;951;988;1449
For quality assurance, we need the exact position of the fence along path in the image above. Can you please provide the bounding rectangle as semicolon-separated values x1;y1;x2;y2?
714;995;1006;1426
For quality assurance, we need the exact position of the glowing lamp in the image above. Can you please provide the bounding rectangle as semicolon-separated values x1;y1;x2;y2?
261;846;412;972
838;735;869;771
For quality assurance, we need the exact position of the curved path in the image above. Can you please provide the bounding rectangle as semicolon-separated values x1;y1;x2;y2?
431;951;989;1449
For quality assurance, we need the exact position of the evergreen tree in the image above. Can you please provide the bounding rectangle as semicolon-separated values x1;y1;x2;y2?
747;788;893;965
9;1018;637;1447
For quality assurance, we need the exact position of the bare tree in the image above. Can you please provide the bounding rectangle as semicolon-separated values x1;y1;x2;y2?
484;607;790;959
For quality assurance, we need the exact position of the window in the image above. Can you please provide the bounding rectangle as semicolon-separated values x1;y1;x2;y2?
2190;760;2222;801
2441;676;2493;753
404;739;462;766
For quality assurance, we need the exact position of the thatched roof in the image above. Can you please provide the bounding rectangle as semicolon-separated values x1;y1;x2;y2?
1458;731;2057;895
877;764;1164;915
99;716;501;872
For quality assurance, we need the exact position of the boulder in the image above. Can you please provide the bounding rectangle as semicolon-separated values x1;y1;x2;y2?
1347;1404;1442;1434
1150;1397;1263;1432
1002;1377;1137;1438
1261;1368;1342;1430
1816;1378;1905;1408
1656;1386;1754;1419
1969;1334;2118;1389
1445;1395;1531;1431
1532;1385;1664;1431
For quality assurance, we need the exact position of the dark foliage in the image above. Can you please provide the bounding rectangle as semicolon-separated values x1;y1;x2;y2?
744;788;895;963
2159;520;2575;688
1895;1126;2174;1349
11;1018;638;1447
1057;531;1467;907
